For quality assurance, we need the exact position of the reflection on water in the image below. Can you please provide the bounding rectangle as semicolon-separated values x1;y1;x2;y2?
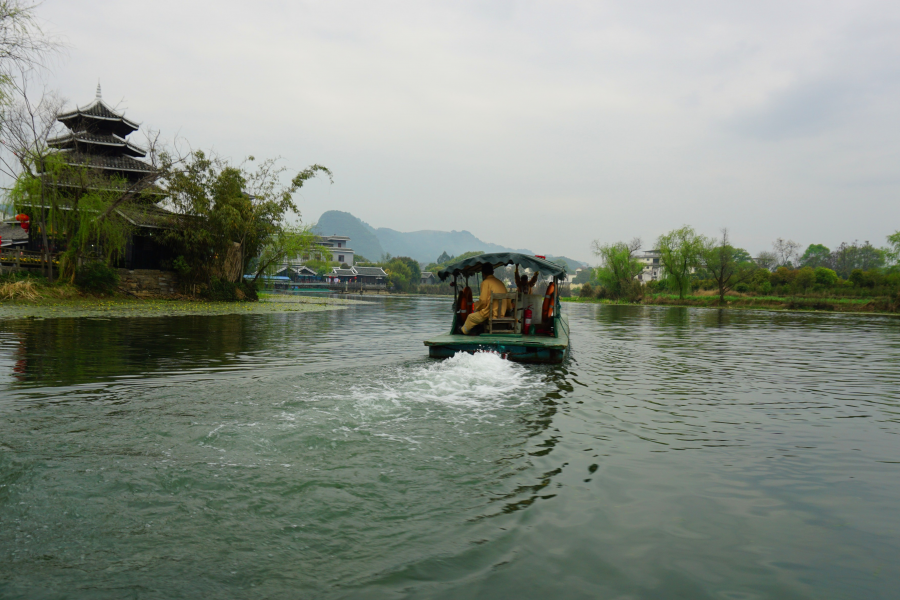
0;299;899;599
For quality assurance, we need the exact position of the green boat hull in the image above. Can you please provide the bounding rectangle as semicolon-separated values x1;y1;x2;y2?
424;315;569;364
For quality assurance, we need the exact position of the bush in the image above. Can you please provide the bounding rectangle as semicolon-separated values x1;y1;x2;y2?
814;267;838;287
579;283;594;298
795;266;815;290
734;283;750;293
202;277;259;302
770;267;797;286
74;262;120;295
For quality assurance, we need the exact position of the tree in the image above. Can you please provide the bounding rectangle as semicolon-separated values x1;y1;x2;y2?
591;237;643;300
830;241;885;278
385;258;412;292
0;1;59;86
886;231;900;270
250;224;321;284
800;244;831;268
657;226;704;299
814;267;838;286
772;238;800;268
1;68;173;283
795;266;815;290
701;229;757;304
572;268;594;284
756;251;777;271
160;150;331;286
392;256;421;283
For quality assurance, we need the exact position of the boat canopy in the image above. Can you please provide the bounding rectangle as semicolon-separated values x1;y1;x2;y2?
437;252;567;281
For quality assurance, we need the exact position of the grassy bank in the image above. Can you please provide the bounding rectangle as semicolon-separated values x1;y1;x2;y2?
562;292;900;314
0;291;367;320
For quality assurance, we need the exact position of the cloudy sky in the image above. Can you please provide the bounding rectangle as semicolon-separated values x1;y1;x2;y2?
39;0;900;262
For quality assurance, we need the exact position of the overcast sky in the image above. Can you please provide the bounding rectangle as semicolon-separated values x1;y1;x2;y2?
39;0;900;262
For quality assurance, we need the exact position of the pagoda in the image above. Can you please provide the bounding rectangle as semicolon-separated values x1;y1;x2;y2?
31;84;173;270
47;83;156;184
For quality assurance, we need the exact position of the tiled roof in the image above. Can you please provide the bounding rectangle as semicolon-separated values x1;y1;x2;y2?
48;131;146;157
114;203;176;229
354;266;387;276
55;151;156;174
57;99;139;136
0;223;30;242
332;268;357;276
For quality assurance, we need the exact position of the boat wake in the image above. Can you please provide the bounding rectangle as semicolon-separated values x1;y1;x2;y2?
347;351;541;417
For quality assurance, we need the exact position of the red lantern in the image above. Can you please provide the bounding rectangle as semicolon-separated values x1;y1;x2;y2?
15;214;29;231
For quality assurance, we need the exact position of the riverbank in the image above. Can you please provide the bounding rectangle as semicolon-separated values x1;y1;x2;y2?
0;294;367;320
562;293;900;314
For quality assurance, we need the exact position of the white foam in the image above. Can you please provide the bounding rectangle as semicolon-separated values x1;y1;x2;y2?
351;351;539;414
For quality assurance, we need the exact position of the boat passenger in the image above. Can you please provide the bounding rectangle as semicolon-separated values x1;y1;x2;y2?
461;264;509;335
515;266;539;294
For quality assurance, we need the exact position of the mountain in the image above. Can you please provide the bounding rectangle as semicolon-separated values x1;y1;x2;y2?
544;256;588;271
316;210;533;264
314;211;385;262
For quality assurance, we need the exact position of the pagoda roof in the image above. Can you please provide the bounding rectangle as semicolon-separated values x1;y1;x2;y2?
55;151;156;175
57;95;140;138
47;131;147;157
115;203;176;229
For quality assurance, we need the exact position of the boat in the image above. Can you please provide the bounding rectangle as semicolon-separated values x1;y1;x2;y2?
423;252;569;364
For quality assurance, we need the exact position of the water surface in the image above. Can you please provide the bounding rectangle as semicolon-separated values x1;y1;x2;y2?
1;299;898;599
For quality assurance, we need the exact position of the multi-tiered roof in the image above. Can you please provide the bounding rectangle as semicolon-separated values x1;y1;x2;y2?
47;84;155;183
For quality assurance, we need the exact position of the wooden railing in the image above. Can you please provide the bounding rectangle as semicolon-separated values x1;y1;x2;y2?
0;248;59;268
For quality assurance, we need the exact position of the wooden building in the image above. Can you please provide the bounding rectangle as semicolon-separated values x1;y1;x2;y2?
31;84;173;269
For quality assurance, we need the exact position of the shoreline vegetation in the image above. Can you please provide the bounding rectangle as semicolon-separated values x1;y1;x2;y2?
562;292;900;315
0;292;365;320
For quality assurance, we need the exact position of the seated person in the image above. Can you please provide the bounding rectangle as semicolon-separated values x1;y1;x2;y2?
515;266;539;294
461;263;509;335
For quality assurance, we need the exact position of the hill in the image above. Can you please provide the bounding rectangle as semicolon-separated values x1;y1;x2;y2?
314;211;385;262
314;211;589;268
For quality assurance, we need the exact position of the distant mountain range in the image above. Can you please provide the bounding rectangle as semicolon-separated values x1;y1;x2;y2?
314;210;587;270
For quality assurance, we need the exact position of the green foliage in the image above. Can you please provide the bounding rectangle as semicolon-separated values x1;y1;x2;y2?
393;256;421;283
886;231;900;268
800;244;831;268
591;238;643;300
74;261;120;295
202;277;259;302
656;226;704;299
814;267;838;286
173;255;191;277
794;266;815;290
579;283;594;298
161;151;331;287
425;250;484;273
734;283;750;293
831;241;885;278
572;268;594;284
701;230;758;303
8;153;137;281
385;258;413;292
770;267;797;286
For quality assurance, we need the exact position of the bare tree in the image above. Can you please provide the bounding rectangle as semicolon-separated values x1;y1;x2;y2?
755;250;777;271
0;68;65;279
772;238;800;268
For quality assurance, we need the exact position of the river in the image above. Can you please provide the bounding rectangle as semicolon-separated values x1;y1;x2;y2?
1;298;898;599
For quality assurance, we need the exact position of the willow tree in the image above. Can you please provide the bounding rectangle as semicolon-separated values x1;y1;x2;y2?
591;237;643;300
657;226;704;299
